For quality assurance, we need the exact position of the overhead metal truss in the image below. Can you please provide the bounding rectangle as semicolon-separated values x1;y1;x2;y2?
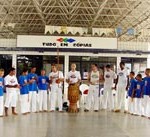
0;0;150;42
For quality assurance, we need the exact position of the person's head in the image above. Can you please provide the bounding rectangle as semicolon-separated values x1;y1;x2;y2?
129;71;135;79
71;63;76;71
145;68;150;76
51;64;57;72
136;73;142;81
0;69;4;77
120;62;125;70
22;68;28;75
30;66;36;73
91;63;98;71
106;64;111;71
9;67;16;76
41;69;46;76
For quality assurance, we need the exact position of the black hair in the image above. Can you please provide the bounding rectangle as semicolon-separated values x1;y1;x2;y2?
91;63;98;67
120;62;125;66
130;71;135;76
9;67;15;73
31;65;36;69
106;64;111;68
22;68;28;73
137;73;142;78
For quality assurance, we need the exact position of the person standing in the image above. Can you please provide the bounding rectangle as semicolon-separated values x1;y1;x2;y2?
27;66;38;113
84;64;103;112
49;64;64;112
134;74;144;116
103;64;117;111
66;63;81;112
127;71;136;114
38;69;49;112
115;62;129;112
142;68;150;118
0;69;4;117
19;68;30;115
4;68;20;116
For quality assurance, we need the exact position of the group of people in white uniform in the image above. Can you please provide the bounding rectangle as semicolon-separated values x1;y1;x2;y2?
0;61;150;119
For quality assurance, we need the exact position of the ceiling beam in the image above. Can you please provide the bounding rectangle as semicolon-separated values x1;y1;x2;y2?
31;0;46;25
90;0;108;27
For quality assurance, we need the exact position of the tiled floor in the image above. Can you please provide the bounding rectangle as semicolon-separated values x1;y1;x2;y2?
0;110;150;137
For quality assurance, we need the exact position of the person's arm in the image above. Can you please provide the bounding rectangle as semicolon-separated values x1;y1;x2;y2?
99;69;104;84
126;75;129;91
87;72;91;85
114;75;119;90
77;71;81;85
66;72;70;84
5;84;19;88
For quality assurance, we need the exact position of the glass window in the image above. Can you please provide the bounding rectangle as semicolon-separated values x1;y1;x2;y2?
0;55;12;76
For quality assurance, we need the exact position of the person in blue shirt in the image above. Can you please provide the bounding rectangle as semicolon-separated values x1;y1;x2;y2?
127;71;136;114
0;69;4;117
19;69;29;115
142;68;150;118
27;66;38;113
38;69;49;112
134;74;144;116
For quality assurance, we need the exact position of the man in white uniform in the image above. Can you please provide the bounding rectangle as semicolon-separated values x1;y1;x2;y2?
84;64;103;112
66;63;81;111
103;65;117;111
49;64;64;112
115;62;129;112
4;68;20;116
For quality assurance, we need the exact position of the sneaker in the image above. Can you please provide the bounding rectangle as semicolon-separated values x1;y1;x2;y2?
94;110;98;112
115;109;120;113
84;109;89;112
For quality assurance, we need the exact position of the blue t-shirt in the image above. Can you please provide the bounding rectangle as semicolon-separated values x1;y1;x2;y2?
135;80;144;98
0;77;4;96
143;77;150;95
38;75;49;90
128;78;136;97
19;75;29;95
27;73;38;91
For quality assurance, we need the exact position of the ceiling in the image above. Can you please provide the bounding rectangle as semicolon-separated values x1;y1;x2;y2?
0;0;150;42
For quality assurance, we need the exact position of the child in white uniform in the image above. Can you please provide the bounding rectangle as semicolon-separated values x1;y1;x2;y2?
19;69;30;115
38;69;49;112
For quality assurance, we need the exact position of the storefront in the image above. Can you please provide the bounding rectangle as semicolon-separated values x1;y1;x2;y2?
0;35;149;101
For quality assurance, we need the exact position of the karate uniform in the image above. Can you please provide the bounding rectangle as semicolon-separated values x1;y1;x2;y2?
19;75;29;114
127;78;136;114
27;73;38;112
134;80;144;115
103;70;117;110
116;68;128;111
85;71;101;111
49;71;64;111
0;77;4;116
4;75;18;108
142;77;150;117
38;75;49;111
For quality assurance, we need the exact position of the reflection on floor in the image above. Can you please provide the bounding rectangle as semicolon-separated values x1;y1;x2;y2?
0;110;150;137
